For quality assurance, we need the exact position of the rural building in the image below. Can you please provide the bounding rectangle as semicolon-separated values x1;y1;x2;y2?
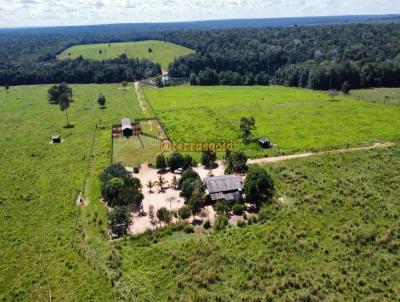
204;175;243;203
259;137;272;149
121;118;133;137
52;135;61;144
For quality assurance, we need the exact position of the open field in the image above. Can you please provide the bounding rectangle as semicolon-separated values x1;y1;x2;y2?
57;40;195;69
0;83;144;301
352;88;400;106
114;144;400;301
145;85;400;158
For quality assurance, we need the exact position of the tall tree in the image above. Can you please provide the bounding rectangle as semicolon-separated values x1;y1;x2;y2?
98;94;106;108
58;93;71;128
243;166;274;210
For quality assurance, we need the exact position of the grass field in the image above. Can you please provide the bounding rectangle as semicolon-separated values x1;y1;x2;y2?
113;144;400;301
0;83;143;301
113;135;161;167
145;85;400;158
57;40;195;70
352;88;400;106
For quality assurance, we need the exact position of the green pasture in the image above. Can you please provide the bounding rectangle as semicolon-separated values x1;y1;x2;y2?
352;87;400;106
115;144;400;301
57;40;195;70
0;83;142;301
145;85;400;158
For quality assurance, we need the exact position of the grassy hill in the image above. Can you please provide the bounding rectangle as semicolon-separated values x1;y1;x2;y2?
0;83;143;301
57;40;195;70
145;85;400;158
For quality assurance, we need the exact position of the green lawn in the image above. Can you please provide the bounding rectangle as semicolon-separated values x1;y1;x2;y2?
57;40;195;70
0;83;141;301
114;144;400;301
113;135;161;167
145;85;400;158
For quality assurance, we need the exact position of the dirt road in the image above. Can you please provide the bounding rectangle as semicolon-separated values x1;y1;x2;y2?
247;142;394;165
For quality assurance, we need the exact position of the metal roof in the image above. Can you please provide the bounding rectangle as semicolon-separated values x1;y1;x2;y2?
121;118;132;131
204;175;243;194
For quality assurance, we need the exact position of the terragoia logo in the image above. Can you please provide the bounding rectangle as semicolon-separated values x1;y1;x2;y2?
160;139;234;153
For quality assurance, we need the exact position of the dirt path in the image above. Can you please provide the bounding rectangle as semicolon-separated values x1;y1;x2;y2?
134;82;148;116
248;142;394;165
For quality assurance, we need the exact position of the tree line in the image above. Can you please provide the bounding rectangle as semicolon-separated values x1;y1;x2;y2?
166;23;400;90
0;55;161;86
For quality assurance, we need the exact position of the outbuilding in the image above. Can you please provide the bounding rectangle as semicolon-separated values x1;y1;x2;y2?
52;135;61;144
121;118;133;137
259;137;272;149
204;175;243;203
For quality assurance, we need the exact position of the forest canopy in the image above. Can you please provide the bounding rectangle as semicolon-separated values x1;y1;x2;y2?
1;22;400;88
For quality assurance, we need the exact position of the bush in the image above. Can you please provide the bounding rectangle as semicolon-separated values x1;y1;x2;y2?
183;224;194;234
157;207;171;224
201;151;216;167
178;169;200;189
182;155;195;171
244;165;274;210
214;215;229;231
232;203;246;215
155;153;167;170
213;200;229;215
108;206;130;236
178;206;191;220
203;220;211;229
168;152;184;171
133;167;139;174
225;151;248;174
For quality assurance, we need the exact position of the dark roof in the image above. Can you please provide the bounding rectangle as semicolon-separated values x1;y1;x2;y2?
259;137;270;144
121;118;132;131
204;175;243;194
210;191;242;202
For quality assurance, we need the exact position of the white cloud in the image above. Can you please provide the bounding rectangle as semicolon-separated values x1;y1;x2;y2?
0;0;399;28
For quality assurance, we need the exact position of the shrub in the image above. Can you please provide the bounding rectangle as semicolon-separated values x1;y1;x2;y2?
214;215;229;231
182;155;195;171
201;151;217;167
232;203;246;215
183;224;194;234
178;169;200;189
225;151;248;174
133;167;139;174
178;206;191;220
155;153;167;170
157;207;171;224
213;200;229;215
108;206;130;236
244;165;274;210
203;220;211;229
168;152;184;171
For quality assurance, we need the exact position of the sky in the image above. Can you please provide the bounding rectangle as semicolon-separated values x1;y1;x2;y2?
0;0;399;28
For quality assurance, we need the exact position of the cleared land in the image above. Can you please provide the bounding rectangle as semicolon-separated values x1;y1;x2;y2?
0;83;143;301
145;85;400;158
115;144;400;301
57;40;195;69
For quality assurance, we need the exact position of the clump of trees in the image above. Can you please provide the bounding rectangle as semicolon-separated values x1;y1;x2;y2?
48;83;73;127
178;169;204;214
240;117;256;144
100;163;144;235
243;165;274;210
225;151;248;174
201;151;216;168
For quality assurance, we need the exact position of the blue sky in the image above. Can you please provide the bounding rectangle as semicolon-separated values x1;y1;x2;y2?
0;0;399;28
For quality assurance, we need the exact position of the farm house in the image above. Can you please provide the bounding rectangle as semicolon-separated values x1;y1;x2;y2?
204;175;243;203
121;118;133;137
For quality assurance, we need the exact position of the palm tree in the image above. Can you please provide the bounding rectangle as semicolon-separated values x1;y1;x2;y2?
171;176;178;190
156;175;166;192
146;180;154;193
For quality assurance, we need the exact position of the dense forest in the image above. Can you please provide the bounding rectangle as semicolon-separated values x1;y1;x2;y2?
1;20;400;89
167;23;400;90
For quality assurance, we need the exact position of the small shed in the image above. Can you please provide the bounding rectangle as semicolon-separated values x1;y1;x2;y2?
52;135;61;144
259;137;272;149
121;118;133;137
